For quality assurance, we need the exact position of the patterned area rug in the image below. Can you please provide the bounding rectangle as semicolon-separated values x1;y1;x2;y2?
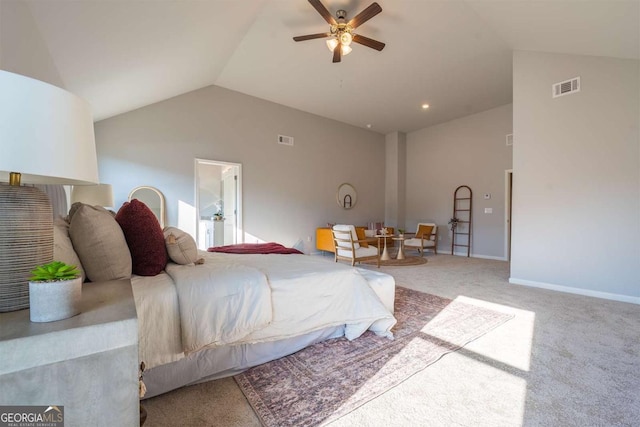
361;256;427;266
234;287;513;427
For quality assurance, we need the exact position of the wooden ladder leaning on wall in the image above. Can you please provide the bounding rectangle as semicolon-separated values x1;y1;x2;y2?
451;185;472;257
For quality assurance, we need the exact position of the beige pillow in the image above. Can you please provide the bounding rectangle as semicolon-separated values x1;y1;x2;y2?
163;227;199;265
416;224;434;240
69;204;132;282
355;227;369;248
53;217;86;282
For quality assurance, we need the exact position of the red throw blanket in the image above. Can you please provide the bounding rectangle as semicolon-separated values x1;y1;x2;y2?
207;242;303;255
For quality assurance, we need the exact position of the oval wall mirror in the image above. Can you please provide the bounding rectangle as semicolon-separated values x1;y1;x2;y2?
337;183;357;209
128;186;166;228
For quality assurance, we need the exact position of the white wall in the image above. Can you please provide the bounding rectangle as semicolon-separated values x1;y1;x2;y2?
406;104;513;259
0;0;64;88
94;85;386;248
511;51;639;302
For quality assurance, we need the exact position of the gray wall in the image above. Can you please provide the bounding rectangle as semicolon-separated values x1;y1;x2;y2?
511;51;639;302
405;104;513;259
94;85;386;248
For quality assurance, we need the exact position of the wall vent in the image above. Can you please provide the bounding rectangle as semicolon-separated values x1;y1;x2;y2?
552;77;580;98
506;134;513;146
278;135;294;146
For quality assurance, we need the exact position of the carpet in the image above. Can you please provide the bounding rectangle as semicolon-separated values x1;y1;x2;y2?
234;287;513;427
362;256;427;266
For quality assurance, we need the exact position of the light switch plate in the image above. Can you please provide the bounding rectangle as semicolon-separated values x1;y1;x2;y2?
484;208;493;214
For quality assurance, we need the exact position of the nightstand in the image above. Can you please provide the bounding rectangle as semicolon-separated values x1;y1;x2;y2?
0;279;139;426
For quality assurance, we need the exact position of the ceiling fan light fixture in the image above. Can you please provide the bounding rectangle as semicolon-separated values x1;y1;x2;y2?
294;1;385;63
340;31;353;46
326;38;338;52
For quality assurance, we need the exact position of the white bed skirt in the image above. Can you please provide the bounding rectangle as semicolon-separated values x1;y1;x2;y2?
143;325;344;399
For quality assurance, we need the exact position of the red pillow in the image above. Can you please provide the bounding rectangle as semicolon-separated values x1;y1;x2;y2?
115;199;167;276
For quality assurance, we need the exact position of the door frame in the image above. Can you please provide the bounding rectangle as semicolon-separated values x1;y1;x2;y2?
504;169;513;261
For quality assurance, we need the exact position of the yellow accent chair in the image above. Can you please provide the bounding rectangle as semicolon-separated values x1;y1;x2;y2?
404;223;438;257
332;225;380;267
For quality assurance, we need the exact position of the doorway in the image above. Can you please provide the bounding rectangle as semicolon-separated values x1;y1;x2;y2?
504;169;513;261
195;159;242;250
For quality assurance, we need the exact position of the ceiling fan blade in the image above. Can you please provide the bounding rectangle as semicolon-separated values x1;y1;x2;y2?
333;42;342;63
352;34;385;51
348;2;382;29
293;33;331;42
308;0;336;26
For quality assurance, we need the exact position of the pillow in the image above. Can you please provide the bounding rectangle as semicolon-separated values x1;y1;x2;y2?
69;204;132;282
116;199;167;276
53;217;86;282
416;224;434;240
164;226;200;265
355;227;369;247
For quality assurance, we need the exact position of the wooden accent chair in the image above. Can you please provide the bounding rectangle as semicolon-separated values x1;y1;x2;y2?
332;225;380;267
404;223;438;257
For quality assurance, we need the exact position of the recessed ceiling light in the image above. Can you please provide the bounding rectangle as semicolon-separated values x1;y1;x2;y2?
366;124;372;128
421;104;430;110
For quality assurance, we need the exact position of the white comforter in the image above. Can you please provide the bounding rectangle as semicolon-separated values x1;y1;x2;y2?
165;261;271;354
132;252;396;370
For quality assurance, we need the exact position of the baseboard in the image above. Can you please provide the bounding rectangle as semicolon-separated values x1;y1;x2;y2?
509;277;640;305
446;248;508;261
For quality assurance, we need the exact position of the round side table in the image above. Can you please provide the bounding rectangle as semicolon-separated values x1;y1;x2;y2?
392;236;406;260
376;234;393;261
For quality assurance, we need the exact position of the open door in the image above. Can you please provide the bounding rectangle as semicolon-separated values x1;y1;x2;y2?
195;159;242;250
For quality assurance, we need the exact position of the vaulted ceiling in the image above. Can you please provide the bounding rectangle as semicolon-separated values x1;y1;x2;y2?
19;0;640;134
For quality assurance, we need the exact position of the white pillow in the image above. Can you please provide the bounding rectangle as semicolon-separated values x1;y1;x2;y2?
364;229;376;238
163;227;200;265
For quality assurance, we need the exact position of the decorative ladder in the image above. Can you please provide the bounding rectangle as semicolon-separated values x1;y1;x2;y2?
451;185;472;257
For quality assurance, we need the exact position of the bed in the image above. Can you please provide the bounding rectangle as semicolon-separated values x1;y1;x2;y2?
133;251;397;398
55;204;396;398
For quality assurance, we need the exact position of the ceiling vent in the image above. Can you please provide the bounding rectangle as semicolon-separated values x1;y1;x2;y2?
278;135;294;146
506;134;513;146
552;77;580;98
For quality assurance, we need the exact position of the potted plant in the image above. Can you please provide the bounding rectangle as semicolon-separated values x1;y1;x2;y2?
448;217;460;231
29;261;82;322
397;228;405;237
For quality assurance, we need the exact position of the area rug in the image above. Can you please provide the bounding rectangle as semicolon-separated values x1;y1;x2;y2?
362;256;427;266
234;287;513;427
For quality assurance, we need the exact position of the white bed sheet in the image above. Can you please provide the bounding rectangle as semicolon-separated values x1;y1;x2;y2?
131;272;184;369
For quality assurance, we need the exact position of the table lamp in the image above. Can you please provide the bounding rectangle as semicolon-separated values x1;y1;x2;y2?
71;183;114;208
0;70;99;312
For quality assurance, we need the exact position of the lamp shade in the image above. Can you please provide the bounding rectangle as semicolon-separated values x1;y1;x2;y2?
71;184;114;208
0;70;99;185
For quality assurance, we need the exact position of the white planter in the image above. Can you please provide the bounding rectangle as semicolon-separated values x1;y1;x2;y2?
29;277;82;322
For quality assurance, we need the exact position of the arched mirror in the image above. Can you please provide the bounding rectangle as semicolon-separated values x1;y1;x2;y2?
337;183;357;209
128;186;166;228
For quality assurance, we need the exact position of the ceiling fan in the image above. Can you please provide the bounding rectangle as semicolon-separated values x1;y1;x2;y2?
293;0;385;63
